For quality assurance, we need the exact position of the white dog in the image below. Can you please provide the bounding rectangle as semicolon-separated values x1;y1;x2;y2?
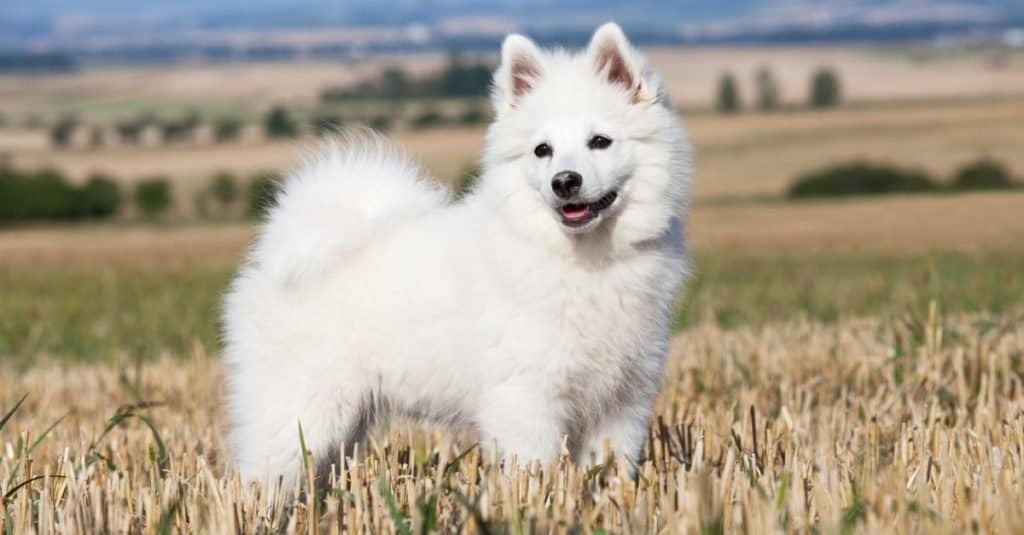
222;22;691;487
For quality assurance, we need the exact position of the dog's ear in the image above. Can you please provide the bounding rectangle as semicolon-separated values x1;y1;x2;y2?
588;22;654;103
492;34;543;113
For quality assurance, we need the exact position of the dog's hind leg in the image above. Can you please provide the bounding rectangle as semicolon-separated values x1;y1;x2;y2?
229;382;374;497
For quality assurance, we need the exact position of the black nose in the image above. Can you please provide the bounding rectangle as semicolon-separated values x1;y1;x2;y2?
551;171;582;199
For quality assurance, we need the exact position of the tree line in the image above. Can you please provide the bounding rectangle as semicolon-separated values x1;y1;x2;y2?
716;67;841;113
787;158;1020;199
0;166;281;224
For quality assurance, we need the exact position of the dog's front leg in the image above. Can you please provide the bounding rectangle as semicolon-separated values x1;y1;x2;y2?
578;397;652;478
474;382;563;467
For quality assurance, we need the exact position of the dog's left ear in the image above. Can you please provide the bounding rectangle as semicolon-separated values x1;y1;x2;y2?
588;23;655;104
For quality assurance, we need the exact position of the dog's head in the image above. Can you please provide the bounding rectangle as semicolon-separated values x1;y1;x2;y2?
482;23;690;249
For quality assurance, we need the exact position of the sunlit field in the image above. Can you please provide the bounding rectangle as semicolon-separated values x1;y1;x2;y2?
3;211;1024;531
3;43;1024;533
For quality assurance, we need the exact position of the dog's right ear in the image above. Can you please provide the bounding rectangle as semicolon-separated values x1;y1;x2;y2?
492;34;543;114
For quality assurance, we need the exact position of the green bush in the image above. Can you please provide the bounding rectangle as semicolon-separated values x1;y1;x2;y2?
50;116;78;147
249;171;281;217
458;101;490;125
0;168;124;222
161;111;201;143
716;73;740;113
755;67;779;111
265;106;297;138
0;168;79;221
411;107;445;129
951;159;1017;191
214;117;243;142
787;162;938;199
77;174;121;217
809;68;841;108
210;171;238;209
135;177;172;218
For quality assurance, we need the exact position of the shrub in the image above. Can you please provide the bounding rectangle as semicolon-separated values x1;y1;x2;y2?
210;171;239;211
458;101;490;125
265;106;297;138
77;174;121;217
214;117;243;142
249;171;281;217
135;177;172;218
0;168;78;221
809;68;841;108
716;73;740;113
787;162;938;199
951;159;1017;191
755;67;780;111
50;116;78;147
161;111;201;143
411;107;445;129
0;168;124;222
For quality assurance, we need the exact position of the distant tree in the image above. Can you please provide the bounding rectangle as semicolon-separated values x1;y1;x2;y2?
379;67;412;99
411;106;445;129
135;177;172;218
952;158;1017;191
458;100;490;125
210;171;239;210
162;110;202;143
265;106;297;138
76;174;121;218
809;68;841;108
116;114;157;145
755;67;780;111
214;117;243;142
436;52;492;98
50;116;79;147
716;73;740;113
249;171;281;217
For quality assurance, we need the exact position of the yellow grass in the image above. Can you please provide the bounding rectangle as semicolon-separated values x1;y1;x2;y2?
2;308;1022;532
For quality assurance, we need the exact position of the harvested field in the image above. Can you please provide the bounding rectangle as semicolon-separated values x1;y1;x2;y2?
2;310;1022;532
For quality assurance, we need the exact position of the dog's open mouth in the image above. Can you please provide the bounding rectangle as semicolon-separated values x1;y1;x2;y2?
558;190;618;228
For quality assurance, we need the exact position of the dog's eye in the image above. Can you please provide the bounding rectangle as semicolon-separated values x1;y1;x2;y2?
587;135;613;150
533;143;552;158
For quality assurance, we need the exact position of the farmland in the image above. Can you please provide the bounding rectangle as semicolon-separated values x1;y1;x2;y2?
2;44;1024;532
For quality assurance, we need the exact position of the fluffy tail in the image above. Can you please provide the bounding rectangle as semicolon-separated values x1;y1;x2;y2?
249;131;449;284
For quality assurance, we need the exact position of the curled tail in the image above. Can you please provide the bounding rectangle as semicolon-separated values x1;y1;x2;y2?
249;131;449;284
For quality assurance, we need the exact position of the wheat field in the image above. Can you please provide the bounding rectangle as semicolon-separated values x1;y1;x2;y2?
2;303;1022;533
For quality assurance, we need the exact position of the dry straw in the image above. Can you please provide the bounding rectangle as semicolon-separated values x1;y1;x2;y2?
2;307;1022;533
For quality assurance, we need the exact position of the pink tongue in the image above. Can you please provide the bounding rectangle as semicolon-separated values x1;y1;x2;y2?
562;205;589;220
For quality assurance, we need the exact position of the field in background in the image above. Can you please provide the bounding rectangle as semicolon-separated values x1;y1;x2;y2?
5;96;1023;208
2;46;1023;120
3;306;1022;532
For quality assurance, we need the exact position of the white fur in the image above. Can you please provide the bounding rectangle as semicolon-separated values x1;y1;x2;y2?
222;23;692;487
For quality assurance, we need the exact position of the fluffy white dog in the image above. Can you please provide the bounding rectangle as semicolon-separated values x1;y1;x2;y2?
222;22;691;487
